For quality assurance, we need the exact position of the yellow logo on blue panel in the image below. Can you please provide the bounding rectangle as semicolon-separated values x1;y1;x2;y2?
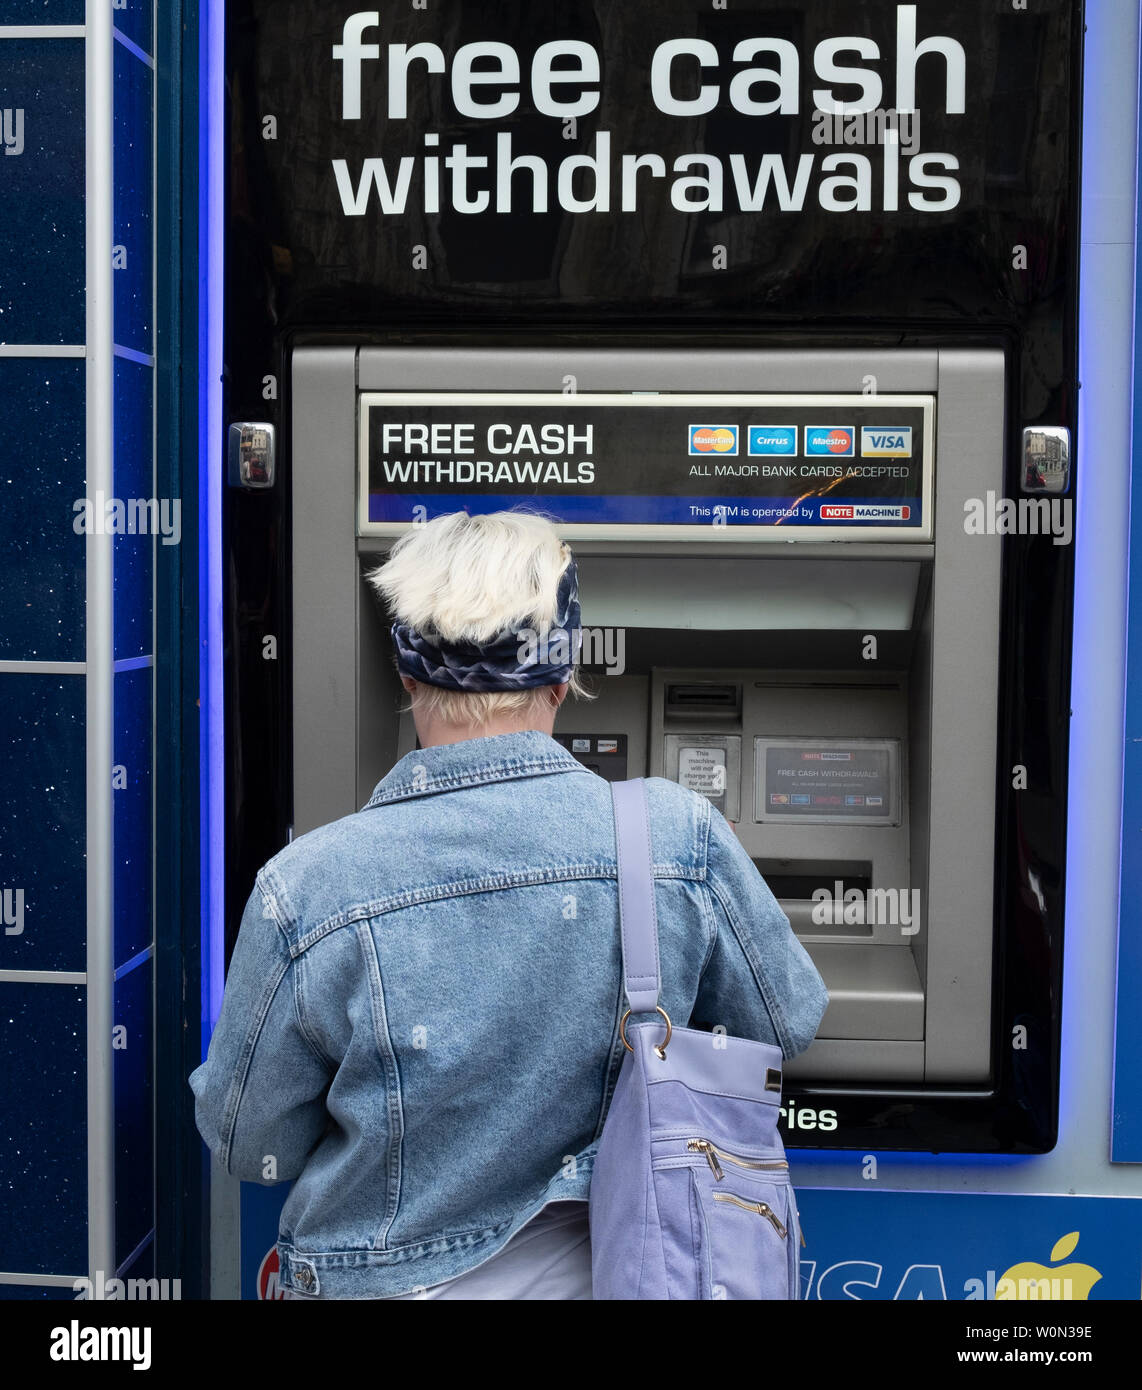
995;1232;1102;1300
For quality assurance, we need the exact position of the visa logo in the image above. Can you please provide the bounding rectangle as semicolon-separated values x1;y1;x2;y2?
805;427;854;456
860;426;913;457
748;425;797;456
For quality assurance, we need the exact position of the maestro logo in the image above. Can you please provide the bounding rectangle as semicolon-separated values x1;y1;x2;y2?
805;426;855;456
689;425;738;455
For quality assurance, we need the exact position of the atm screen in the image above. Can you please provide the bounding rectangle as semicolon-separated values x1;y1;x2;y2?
756;738;900;826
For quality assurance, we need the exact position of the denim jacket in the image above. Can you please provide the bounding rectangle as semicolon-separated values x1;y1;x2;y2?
189;730;828;1298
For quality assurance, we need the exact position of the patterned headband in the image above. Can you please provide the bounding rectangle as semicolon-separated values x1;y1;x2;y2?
391;557;581;692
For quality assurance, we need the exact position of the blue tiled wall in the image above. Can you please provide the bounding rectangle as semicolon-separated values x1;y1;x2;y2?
0;4;85;21
0;674;86;974
0;983;87;1275
113;356;155;661
113;1;153;59
0;359;86;661
114;958;153;1268
0;7;158;1297
0;39;85;343
113;39;152;355
114;665;152;965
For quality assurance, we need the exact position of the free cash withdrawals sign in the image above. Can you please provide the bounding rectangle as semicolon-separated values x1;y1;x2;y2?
358;392;933;538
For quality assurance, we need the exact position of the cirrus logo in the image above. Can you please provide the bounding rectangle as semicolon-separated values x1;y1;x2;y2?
748;425;798;455
689;425;738;455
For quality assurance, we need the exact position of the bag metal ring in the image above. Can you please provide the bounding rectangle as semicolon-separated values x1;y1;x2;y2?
620;1006;673;1060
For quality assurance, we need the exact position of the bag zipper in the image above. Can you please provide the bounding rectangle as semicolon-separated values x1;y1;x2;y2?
686;1137;789;1182
713;1191;788;1238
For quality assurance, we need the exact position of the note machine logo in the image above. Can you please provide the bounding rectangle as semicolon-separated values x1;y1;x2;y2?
689;425;738;455
820;503;912;522
861;426;913;457
805;426;854;456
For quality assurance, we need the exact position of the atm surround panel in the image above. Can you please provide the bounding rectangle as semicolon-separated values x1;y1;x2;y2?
292;345;1004;1098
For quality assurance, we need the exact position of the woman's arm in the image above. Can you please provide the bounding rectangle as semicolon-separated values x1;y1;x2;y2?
189;875;331;1182
694;807;829;1058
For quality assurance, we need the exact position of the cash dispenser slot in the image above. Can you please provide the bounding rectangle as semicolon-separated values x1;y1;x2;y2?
754;860;873;936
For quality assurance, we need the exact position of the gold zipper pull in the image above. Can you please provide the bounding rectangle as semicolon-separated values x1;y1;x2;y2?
712;1191;789;1238
687;1138;724;1180
757;1203;788;1239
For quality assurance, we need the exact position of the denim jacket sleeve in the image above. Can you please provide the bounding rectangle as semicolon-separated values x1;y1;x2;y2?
693;807;829;1059
188;873;331;1182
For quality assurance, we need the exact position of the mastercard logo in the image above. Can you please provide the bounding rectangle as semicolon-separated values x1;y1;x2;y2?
689;425;739;455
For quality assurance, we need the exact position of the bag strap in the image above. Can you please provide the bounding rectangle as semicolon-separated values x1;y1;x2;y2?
611;778;661;1015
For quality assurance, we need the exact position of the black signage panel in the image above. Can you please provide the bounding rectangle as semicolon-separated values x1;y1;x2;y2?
230;1;1080;410
360;392;931;534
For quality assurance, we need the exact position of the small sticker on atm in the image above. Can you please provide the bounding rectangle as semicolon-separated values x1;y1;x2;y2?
770;794;790;804
571;738;590;752
866;795;884;807
789;794;811;805
844;795;865;806
597;738;619;753
860;426;912;457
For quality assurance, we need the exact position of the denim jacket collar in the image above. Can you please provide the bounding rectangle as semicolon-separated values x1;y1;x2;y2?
363;729;588;808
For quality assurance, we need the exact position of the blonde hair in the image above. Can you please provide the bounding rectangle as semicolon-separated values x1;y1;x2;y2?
368;510;590;728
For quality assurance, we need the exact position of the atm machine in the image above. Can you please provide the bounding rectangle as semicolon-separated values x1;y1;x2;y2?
216;0;1082;1295
286;340;1050;1154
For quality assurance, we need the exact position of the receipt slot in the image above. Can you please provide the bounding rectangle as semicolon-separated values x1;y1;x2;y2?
285;342;1057;1152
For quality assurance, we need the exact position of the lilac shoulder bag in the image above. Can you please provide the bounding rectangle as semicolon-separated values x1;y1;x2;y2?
589;778;804;1301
